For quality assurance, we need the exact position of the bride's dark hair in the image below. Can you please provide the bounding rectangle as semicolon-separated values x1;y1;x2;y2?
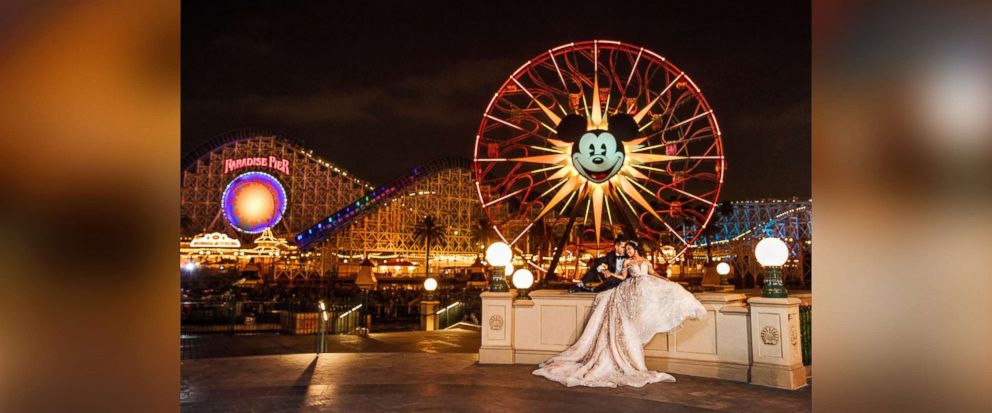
626;240;646;257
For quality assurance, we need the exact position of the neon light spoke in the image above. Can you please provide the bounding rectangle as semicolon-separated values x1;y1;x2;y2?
623;48;643;93
558;189;578;215
511;77;562;125
485;114;525;131
484;188;526;208
670;186;715;205
663;221;688;246
530;164;566;174
582;198;591;225
509;222;534;247
626;175;655;196
644;109;712;133
549;50;569;90
604;194;615;227
509;154;566;164
630;164;673;174
580;86;591;119
629;153;686;163
615;187;639;218
538;177;569;198
633;72;684;124
529;145;564;154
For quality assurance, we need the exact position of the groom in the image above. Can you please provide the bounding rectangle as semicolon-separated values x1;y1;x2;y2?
570;237;628;293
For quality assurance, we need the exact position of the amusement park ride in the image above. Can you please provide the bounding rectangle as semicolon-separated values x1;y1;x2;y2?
472;40;724;280
180;40;810;288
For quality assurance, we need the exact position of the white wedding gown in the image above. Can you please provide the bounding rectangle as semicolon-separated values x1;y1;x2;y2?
532;261;707;388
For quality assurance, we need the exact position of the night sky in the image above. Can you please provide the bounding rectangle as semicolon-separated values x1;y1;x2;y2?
182;1;810;201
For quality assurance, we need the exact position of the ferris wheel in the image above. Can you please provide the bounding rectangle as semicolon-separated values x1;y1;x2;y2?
472;40;725;269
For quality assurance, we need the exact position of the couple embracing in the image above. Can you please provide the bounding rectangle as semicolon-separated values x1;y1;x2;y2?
533;237;708;388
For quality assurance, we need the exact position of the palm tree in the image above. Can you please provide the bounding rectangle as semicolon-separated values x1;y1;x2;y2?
412;215;448;278
471;217;494;254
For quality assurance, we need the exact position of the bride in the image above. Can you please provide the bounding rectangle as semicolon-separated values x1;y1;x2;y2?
533;240;707;388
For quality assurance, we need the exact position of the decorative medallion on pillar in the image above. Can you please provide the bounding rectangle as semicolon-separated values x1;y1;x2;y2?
489;314;504;331
791;326;799;345
761;326;780;345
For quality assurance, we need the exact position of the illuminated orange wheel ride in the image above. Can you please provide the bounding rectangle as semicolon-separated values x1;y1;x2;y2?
472;40;725;274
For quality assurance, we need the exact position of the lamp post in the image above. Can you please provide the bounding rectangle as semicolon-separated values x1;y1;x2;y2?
511;269;534;300
423;277;438;300
485;242;512;292
755;237;789;298
317;300;327;354
421;277;440;331
716;262;731;286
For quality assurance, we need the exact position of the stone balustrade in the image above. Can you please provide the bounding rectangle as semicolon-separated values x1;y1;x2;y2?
479;289;808;390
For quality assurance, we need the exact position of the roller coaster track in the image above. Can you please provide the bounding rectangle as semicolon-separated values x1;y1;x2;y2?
695;203;811;247
294;157;472;250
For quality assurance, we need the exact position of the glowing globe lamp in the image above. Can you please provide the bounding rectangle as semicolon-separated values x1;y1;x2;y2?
424;277;438;291
755;237;789;298
755;237;789;267
512;269;534;300
485;242;512;266
485;242;512;292
716;262;731;275
423;277;438;300
715;261;731;286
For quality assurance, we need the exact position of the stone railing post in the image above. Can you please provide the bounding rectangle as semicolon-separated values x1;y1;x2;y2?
747;296;807;389
419;300;439;331
479;291;516;364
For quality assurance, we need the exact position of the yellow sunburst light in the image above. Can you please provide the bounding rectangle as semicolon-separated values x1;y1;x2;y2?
503;73;700;246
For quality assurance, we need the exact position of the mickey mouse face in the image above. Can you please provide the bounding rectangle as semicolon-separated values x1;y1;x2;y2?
572;131;624;183
557;114;638;184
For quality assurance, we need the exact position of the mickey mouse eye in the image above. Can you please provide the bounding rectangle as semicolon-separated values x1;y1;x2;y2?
599;143;607;154
588;143;595;154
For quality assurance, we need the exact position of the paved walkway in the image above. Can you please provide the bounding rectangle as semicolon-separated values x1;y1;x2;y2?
181;352;810;412
182;327;482;360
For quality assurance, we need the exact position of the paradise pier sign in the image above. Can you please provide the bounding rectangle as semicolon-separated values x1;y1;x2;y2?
224;156;291;175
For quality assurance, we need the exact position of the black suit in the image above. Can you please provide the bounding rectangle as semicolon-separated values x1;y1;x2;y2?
580;251;627;292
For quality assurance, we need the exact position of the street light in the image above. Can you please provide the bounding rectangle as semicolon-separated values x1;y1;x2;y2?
755;237;789;298
424;277;438;300
485;242;512;292
716;262;731;285
317;300;328;354
512;269;534;300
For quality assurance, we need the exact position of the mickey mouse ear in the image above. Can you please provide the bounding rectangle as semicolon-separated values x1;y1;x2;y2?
609;114;639;141
556;114;587;141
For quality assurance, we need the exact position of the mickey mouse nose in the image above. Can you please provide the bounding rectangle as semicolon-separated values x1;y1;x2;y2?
592;157;604;164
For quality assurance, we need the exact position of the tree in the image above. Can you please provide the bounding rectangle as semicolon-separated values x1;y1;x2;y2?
470;217;494;254
412;215;448;278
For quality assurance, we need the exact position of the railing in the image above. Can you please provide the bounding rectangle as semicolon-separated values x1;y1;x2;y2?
799;304;812;366
330;304;364;334
282;302;366;335
181;291;482;334
181;300;284;334
436;301;465;330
